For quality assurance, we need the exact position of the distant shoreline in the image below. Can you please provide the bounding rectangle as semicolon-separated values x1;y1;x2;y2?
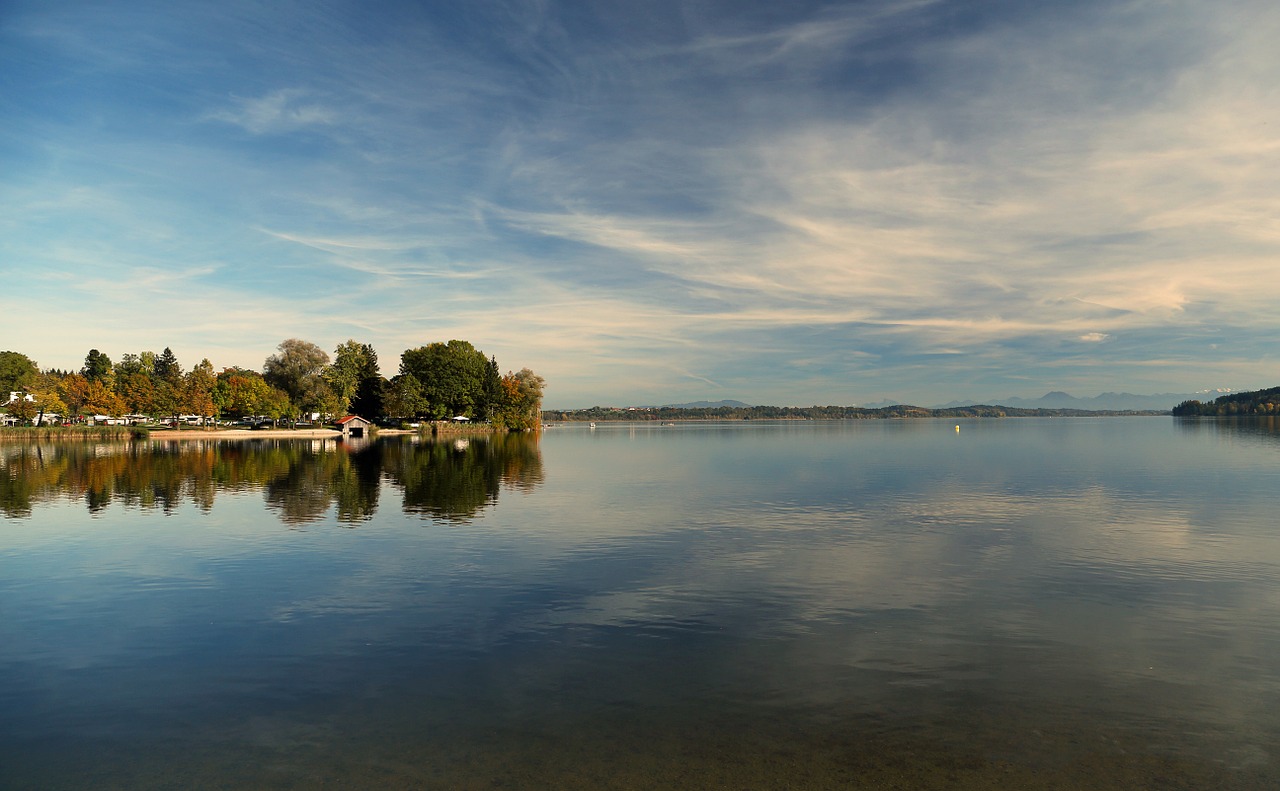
543;405;1172;422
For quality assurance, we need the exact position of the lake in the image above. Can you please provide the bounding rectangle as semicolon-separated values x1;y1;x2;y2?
2;418;1279;789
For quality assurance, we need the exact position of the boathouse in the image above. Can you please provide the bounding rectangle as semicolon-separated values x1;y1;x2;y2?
336;415;373;438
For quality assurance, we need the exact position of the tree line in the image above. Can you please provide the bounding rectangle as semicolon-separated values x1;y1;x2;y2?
545;404;1168;421
0;340;544;431
1172;386;1280;416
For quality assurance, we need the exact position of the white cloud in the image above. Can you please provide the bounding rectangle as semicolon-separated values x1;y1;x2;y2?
493;206;702;259
206;89;337;134
8;0;1280;403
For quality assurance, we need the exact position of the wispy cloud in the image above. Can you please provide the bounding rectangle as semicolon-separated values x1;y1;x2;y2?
676;0;943;75
4;0;1280;405
206;89;337;134
259;228;421;253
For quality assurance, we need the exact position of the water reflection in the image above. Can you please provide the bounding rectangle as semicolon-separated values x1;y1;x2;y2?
0;434;543;524
4;419;1280;789
383;434;544;522
1174;415;1280;447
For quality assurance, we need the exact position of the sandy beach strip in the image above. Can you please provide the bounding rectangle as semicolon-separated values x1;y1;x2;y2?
148;428;417;441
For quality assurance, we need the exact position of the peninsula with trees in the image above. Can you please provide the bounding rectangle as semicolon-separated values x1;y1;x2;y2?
0;340;545;433
1172;386;1280;416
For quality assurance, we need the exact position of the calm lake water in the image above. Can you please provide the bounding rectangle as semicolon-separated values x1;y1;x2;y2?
2;418;1279;789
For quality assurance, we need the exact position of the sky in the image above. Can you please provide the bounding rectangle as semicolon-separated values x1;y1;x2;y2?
3;0;1279;408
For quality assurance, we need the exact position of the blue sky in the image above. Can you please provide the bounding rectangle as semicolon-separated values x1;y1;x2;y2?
3;0;1278;408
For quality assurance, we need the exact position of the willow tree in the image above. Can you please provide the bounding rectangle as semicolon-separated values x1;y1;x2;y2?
264;339;331;422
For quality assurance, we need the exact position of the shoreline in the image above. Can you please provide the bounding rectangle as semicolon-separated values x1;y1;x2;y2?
146;425;507;441
0;424;514;443
148;428;418;441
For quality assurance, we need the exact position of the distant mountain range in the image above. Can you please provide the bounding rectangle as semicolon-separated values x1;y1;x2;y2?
569;400;756;411
914;391;1233;411
560;393;1232;413
658;399;753;409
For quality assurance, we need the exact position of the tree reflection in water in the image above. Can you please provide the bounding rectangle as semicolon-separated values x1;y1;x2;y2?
382;434;545;523
0;434;544;524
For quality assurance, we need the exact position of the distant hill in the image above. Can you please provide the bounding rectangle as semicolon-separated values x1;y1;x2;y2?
542;403;1171;422
860;398;909;409
659;399;753;409
547;392;1229;416
936;391;1227;412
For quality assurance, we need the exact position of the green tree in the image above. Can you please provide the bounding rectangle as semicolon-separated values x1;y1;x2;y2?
213;369;293;424
153;347;181;385
1172;400;1204;416
82;349;113;382
29;372;68;425
399;340;491;419
264;339;330;422
215;368;268;419
354;376;387;420
325;340;380;417
313;381;344;424
259;386;293;425
492;368;546;431
83;379;127;418
183;359;218;425
117;371;158;415
384;373;426;419
351;342;383;419
7;393;38;425
152;380;181;425
59;373;91;420
0;351;38;396
484;356;501;417
114;353;148;379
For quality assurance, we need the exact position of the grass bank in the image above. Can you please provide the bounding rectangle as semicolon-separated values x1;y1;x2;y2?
0;425;149;442
425;421;515;437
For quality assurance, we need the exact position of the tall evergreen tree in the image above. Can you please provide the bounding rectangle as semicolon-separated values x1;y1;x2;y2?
82;349;113;382
153;347;181;384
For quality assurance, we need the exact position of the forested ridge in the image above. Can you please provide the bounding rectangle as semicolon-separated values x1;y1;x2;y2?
0;340;544;430
1172;386;1280;416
